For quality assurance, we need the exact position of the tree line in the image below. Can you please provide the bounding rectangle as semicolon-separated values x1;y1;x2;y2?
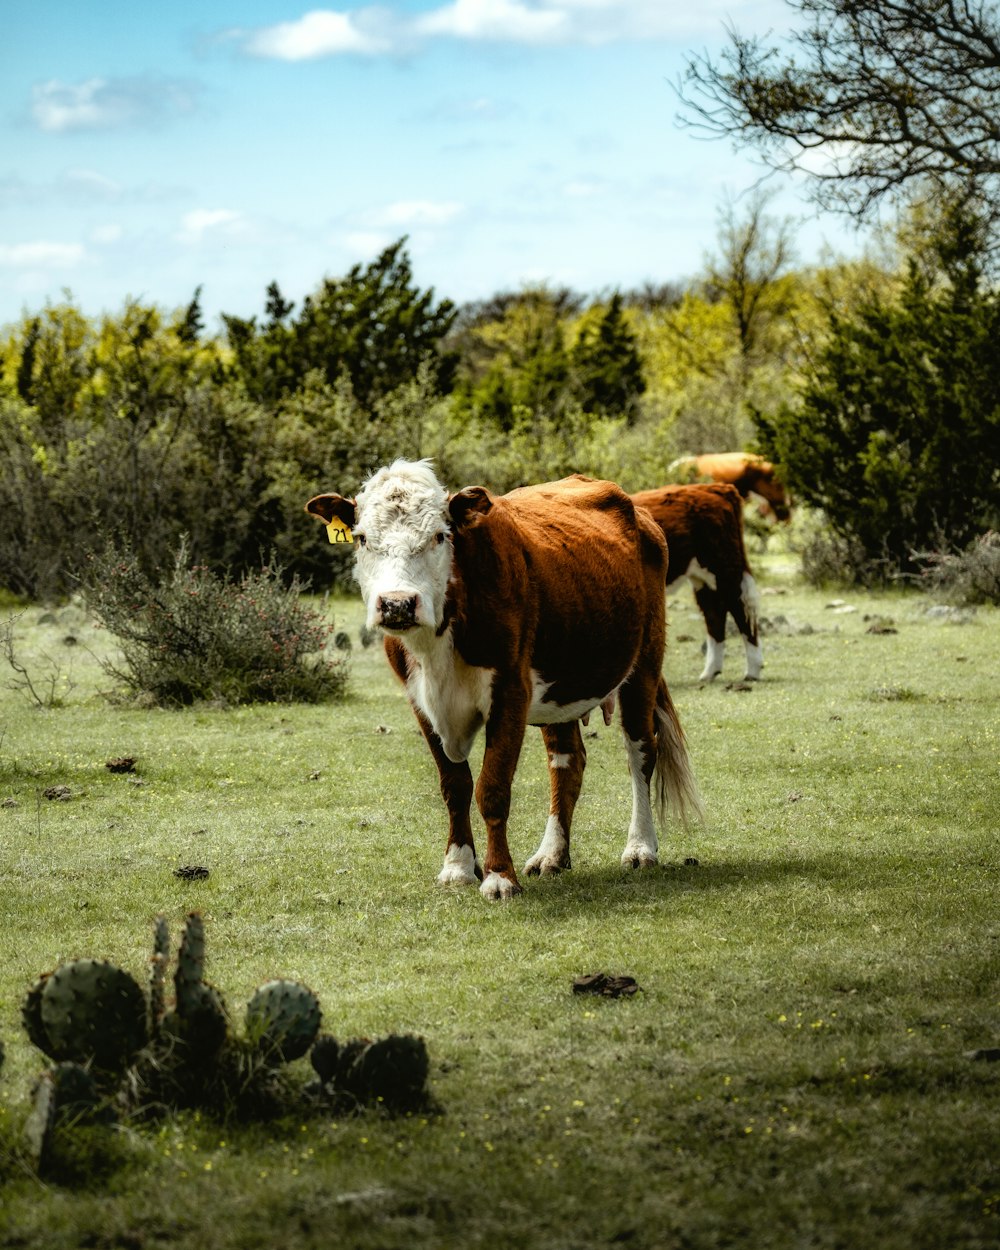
1;195;998;602
3;0;999;600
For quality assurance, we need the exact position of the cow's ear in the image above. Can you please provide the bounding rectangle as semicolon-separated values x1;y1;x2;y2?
305;493;357;527
449;486;493;531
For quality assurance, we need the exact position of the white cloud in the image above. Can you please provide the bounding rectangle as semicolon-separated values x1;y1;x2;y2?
375;200;464;226
31;77;200;132
229;1;784;60
240;8;390;59
0;241;86;268
416;0;567;43
177;209;246;244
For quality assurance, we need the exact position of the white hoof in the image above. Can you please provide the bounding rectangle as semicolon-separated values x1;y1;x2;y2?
525;817;570;876
480;871;521;900
621;844;658;869
525;851;570;876
437;844;479;887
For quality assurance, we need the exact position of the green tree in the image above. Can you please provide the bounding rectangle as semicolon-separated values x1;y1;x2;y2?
756;198;1000;575
224;240;458;408
571;292;646;420
450;287;579;428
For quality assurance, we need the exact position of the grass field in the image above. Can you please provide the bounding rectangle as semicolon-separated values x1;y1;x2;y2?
1;554;999;1249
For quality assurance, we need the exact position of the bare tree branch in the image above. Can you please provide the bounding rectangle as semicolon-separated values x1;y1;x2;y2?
679;0;1000;219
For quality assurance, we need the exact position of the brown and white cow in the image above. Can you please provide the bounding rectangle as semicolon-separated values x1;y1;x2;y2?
306;459;702;900
632;482;763;682
669;452;791;523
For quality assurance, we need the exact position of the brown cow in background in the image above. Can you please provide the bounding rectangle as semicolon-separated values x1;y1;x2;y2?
632;482;763;682
669;452;791;523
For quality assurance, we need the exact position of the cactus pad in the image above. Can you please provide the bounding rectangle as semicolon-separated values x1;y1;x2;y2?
341;1034;430;1108
245;980;322;1063
36;960;148;1069
21;973;53;1057
310;1033;341;1084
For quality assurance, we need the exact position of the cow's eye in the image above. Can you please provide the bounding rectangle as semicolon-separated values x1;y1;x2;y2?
355;532;367;548
435;532;447;546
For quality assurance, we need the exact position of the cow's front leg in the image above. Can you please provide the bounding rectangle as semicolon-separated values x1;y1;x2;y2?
525;721;586;876
476;687;529;900
410;705;481;886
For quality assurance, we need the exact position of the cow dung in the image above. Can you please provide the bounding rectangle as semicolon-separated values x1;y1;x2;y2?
572;973;640;998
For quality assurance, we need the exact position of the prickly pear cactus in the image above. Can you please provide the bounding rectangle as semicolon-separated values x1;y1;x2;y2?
174;912;207;1010
340;1034;430;1108
163;912;228;1054
310;1034;340;1084
49;1061;106;1119
149;914;170;1031
29;959;148;1070
21;972;52;1055
23;1069;57;1169
245;980;322;1063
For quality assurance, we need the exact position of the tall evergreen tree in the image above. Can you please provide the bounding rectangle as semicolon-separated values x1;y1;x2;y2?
572;293;646;419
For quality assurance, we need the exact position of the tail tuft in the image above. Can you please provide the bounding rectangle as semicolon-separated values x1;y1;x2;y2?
653;679;704;828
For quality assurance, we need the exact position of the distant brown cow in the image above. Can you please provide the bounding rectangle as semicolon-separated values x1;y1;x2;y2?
669;452;791;523
632;482;763;682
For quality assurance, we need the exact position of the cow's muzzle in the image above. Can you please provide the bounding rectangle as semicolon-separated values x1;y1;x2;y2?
375;592;419;631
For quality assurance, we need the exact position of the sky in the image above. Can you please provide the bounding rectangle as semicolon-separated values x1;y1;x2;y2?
1;0;866;334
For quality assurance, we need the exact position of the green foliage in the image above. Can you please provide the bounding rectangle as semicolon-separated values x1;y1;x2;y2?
757;200;1000;577
223;239;458;406
570;292;646;420
83;542;347;706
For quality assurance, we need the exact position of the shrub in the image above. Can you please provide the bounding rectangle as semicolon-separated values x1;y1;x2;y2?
914;531;1000;605
84;543;347;706
755;198;1000;576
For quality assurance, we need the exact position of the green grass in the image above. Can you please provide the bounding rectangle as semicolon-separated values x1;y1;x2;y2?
1;561;999;1249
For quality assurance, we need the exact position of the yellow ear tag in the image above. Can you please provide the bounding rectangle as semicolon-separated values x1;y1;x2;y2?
326;517;354;545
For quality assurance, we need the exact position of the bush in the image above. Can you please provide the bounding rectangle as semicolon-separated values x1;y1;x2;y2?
914;531;1000;605
84;543;347;706
756;198;1000;576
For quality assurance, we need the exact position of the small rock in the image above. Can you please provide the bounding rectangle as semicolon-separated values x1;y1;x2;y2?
42;785;72;801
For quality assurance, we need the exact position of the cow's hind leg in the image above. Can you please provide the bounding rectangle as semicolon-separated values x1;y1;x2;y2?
526;721;586;876
617;672;660;869
732;571;763;680
693;585;727;681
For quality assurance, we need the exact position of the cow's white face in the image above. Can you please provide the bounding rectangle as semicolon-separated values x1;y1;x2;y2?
353;460;453;637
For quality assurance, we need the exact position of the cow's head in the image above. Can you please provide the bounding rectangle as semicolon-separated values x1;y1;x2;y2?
306;459;493;637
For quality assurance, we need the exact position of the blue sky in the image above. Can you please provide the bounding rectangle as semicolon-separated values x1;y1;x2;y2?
1;1;864;333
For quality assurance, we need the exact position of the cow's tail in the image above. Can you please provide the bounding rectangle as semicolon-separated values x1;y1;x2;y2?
653;678;704;829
